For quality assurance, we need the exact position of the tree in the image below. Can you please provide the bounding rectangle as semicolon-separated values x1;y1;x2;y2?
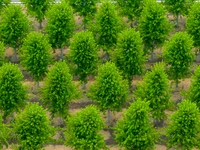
68;0;98;28
41;61;80;121
116;0;144;27
163;32;194;87
88;62;129;124
14;103;55;150
0;114;9;150
21;0;55;29
20;31;52;87
182;66;200;110
112;28;145;86
91;1;124;56
139;0;171;59
0;42;5;66
0;63;27;118
0;0;10;12
68;31;98;87
0;4;31;61
45;1;75;60
134;62;172;124
65;105;107;150
186;2;200;60
114;100;158;150
167;100;200;149
165;0;195;26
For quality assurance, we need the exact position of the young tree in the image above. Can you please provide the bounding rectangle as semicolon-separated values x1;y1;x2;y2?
116;0;144;27
68;0;98;28
113;28;145;86
21;0;55;29
134;62;172;124
0;4;31;61
167;100;200;149
41;61;80;121
14;103;55;150
165;0;195;26
139;0;171;59
186;3;200;60
0;42;5;66
68;31;98;88
0;114;9;150
88;62;129;124
45;1;75;60
183;66;200;110
0;0;10;12
20;31;52;88
91;1;124;57
65;105;107;150
114;100;158;150
163;32;194;87
0;63;27;118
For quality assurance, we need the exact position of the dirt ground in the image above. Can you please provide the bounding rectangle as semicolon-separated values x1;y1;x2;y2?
2;9;198;150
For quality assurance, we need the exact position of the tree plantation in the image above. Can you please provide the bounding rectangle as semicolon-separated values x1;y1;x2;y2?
1;0;200;149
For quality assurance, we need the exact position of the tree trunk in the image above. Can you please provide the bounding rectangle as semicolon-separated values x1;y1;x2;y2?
13;48;17;62
105;51;109;60
58;117;63;125
82;82;86;90
151;40;155;60
153;118;164;127
107;109;111;125
176;81;178;88
39;21;42;29
60;47;63;61
11;112;14;122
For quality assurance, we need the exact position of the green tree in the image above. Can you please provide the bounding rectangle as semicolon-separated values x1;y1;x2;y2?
65;105;107;150
0;0;10;12
0;63;27;118
139;0;171;59
163;32;194;87
45;1;75;60
167;100;200;149
14;103;55;150
41;61;80;121
114;100;158;150
20;31;52;87
0;114;9;150
113;28;145;86
0;42;5;66
68;31;98;87
116;0;144;27
0;4;31;61
88;62;129;124
92;1;123;56
182;66;200;110
68;0;98;28
186;2;200;60
21;0;55;29
165;0;195;26
134;62;172;124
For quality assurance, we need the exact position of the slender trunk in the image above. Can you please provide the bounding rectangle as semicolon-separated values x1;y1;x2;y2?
60;47;63;61
151;40;154;60
105;51;109;60
36;81;39;91
176;81;178;88
130;21;133;28
39;21;42;29
83;24;86;30
13;48;17;61
176;13;179;27
107;109;111;124
82;82;86;90
11;112;14;122
58;117;63;125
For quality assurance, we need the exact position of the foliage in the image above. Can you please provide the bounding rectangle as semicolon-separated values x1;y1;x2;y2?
113;28;145;84
139;0;171;55
0;0;10;12
14;103;55;150
0;114;9;150
0;63;27;117
167;100;200;149
41;61;80;119
88;62;129;112
20;31;52;82
65;105;107;150
114;100;158;150
163;32;194;86
183;66;200;110
68;31;98;83
21;0;55;27
91;1;124;51
68;0;98;26
116;0;144;25
0;4;31;49
45;1;75;49
186;2;200;50
0;42;5;66
134;62;172;121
